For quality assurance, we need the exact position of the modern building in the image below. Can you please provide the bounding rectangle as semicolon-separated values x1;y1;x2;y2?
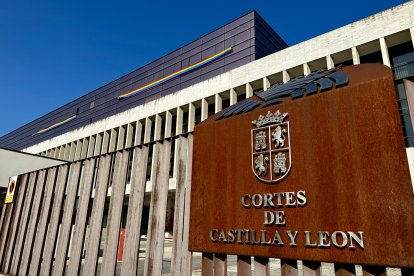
0;2;414;275
2;4;414;166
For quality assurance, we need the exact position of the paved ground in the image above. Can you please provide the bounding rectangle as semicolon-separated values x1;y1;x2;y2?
1;237;403;275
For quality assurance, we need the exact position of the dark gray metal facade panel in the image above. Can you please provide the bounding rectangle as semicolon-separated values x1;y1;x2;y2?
0;11;288;150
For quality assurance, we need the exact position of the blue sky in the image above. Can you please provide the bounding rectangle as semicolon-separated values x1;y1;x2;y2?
0;0;408;137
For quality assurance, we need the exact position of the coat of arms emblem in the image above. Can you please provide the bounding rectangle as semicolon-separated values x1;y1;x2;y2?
251;110;291;183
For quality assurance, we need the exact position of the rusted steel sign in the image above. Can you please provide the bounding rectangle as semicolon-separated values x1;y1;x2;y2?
189;64;414;268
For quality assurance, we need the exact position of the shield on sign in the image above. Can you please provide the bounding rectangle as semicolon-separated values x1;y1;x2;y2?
251;110;292;183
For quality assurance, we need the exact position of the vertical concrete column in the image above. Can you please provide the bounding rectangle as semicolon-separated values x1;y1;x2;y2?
87;135;96;158
49;149;55;158
164;110;172;138
303;63;311;76
410;27;414;48
144;117;152;144
201;99;208;122
380;37;391;67
215;94;222;113
81;137;89;159
53;148;60;159
109;128;118;152
283;70;290;83
263;77;271;91
176;107;184;135
64;144;71;160
404;79;414;136
188;103;196;132
101;131;110;154
55;146;61;159
326;55;334;69
352;47;360;65
94;133;103;156
117;126;126;150
68;142;76;160
230;88;237;105
59;145;65;160
125;123;134;148
154;114;162;141
74;140;83;161
246;83;253;98
134;121;143;146
58;147;63;159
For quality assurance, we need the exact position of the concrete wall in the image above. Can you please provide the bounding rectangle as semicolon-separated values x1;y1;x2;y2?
0;148;65;187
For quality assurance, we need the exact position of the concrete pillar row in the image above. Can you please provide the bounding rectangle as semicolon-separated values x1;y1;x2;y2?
176;107;184;135
81;137;89;159
94;134;102;156
326;55;334;69
64;143;72;160
230;89;237;105
154;114;162;141
164;110;172;138
101;131;109;154
188;103;196;132
215;94;222;113
303;63;311;76
125;123;134;148
263;77;271;91
201;99;208;122
380;37;391;67
352;47;360;65
404;79;414;138
283;70;290;83
58;145;65;160
87;135;95;158
108;128;118;152
74;139;83;160
144;117;152;144
246;83;253;98
134;121;143;146
117;125;126;150
53;147;60;159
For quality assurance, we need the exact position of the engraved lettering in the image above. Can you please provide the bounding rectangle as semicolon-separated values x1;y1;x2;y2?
305;231;317;247
348;231;364;250
210;229;218;242
318;231;331;248
272;231;284;245
332;231;347;248
286;230;299;246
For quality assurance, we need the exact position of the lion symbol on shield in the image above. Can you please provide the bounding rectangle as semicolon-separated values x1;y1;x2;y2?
255;154;269;176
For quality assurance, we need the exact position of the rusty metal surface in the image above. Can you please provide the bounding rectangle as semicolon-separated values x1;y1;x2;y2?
189;64;414;268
